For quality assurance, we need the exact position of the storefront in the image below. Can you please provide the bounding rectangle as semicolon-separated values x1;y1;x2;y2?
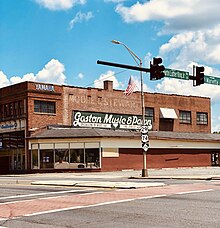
28;126;220;172
0;119;26;173
31;141;101;170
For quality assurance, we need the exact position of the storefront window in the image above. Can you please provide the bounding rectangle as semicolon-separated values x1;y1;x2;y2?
70;149;84;168
32;149;39;169
85;148;100;168
40;149;54;169
30;142;101;170
55;149;69;169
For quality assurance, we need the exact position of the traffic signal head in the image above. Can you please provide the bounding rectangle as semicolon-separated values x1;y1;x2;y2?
195;66;205;86
150;57;165;80
153;57;162;65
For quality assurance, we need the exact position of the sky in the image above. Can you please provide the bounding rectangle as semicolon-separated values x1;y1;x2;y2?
1;0;220;132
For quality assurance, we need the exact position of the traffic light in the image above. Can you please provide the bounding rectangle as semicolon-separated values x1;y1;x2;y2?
150;57;165;80
195;66;205;86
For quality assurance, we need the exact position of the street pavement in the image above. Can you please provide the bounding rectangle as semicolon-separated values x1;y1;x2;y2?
31;166;220;189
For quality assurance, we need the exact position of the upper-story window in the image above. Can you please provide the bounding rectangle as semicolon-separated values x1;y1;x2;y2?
197;112;208;125
145;107;154;121
179;110;191;124
34;100;56;114
0;100;26;121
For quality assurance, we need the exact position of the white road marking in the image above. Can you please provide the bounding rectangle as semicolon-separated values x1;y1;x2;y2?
0;189;90;201
0;190;104;205
176;189;213;195
80;191;104;196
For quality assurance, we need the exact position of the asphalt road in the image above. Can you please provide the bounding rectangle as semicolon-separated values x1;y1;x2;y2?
0;174;219;228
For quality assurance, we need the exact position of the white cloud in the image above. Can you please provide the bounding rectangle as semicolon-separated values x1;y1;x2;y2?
69;11;93;30
115;0;194;24
159;28;220;66
36;59;66;84
115;1;220;67
78;72;84;79
115;0;220;31
0;71;10;88
0;59;66;88
94;70;122;89
35;0;86;11
156;77;220;101
10;73;36;85
212;124;220;133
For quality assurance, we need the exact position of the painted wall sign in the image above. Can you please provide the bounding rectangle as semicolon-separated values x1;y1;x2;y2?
35;84;55;92
72;111;153;130
69;94;139;110
0;120;25;133
0;121;17;130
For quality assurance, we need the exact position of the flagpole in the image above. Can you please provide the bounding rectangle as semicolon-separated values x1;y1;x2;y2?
111;40;148;177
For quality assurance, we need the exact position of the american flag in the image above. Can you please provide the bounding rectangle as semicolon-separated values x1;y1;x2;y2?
124;76;136;96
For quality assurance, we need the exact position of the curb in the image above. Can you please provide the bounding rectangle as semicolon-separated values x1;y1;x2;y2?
129;176;220;180
31;181;165;189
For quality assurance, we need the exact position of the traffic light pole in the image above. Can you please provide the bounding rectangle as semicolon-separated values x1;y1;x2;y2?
97;60;150;73
97;59;149;177
140;60;148;177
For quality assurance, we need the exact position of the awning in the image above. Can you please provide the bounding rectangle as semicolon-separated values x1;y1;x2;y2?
160;108;178;119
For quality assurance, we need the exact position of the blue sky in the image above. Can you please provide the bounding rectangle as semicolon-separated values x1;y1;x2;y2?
1;0;220;131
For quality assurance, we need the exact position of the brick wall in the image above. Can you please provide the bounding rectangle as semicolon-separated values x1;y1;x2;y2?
63;83;211;133
0;81;211;133
101;148;211;171
26;83;63;132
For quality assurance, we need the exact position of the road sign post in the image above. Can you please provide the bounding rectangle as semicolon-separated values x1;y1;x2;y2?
141;125;149;177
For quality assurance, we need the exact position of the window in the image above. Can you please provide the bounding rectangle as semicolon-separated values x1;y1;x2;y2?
0;105;3;119
34;100;56;114
18;100;24;116
197;112;208;125
179;111;191;124
145;107;154;120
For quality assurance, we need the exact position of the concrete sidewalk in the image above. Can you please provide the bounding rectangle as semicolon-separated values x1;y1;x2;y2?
31;167;220;189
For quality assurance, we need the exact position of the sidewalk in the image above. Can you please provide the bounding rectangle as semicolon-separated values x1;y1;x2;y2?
138;166;220;180
31;166;220;189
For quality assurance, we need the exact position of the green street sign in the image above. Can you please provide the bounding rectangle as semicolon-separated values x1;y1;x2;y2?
164;68;189;80
204;75;220;85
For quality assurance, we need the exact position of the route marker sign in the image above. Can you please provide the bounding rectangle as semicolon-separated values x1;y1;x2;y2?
164;68;189;80
142;143;149;152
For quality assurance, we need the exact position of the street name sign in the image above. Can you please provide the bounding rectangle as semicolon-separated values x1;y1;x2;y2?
164;68;189;80
204;75;220;85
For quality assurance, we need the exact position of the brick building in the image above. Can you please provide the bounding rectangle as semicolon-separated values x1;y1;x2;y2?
0;81;219;174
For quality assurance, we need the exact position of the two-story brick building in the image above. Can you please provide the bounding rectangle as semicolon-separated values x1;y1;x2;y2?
0;80;219;174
